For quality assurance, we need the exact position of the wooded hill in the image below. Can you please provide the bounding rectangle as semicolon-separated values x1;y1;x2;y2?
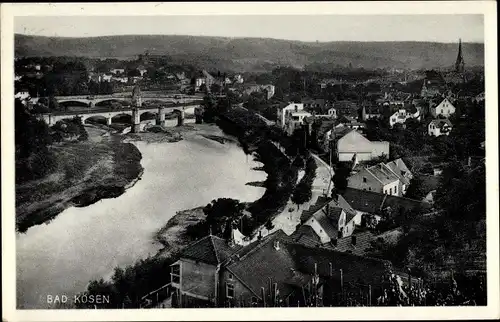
16;34;484;72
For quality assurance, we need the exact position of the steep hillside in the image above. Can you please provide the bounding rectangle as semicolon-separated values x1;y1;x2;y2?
15;34;484;72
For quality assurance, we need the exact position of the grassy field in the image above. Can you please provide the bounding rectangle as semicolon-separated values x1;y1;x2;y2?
15;126;143;233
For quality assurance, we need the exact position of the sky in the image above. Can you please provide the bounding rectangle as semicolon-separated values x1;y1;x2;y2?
14;15;484;43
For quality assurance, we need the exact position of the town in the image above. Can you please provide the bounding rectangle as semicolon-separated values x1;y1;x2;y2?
15;38;486;309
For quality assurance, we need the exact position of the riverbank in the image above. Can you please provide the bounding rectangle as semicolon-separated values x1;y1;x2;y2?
154;207;206;257
15;125;144;233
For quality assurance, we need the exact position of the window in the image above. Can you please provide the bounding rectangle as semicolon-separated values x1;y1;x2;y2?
226;283;235;299
389;187;392;195
228;273;234;280
441;109;444;114
394;186;397;194
171;264;180;284
368;187;372;191
363;177;367;183
251;297;258;306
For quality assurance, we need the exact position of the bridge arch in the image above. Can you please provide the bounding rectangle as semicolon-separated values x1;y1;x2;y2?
139;111;157;121
111;112;133;124
84;115;109;126
59;100;90;108
95;99;129;108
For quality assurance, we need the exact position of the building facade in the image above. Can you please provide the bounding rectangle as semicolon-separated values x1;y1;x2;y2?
336;130;390;162
430;98;456;118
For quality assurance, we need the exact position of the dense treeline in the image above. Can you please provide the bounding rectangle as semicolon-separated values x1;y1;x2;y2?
74;252;180;309
15;99;56;183
291;154;317;205
367;160;486;280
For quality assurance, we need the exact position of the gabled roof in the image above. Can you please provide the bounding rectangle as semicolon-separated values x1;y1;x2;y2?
341;187;432;215
337;130;373;153
181;235;242;265
429;119;452;129
286;243;391;284
325;231;377;256
225;230;306;298
290;225;321;244
225;229;393;298
365;163;400;186
385;158;412;184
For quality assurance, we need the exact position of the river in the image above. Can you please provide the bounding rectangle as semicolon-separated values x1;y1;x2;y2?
16;127;267;309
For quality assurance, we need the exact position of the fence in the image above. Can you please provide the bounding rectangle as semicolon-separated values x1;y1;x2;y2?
139;283;173;308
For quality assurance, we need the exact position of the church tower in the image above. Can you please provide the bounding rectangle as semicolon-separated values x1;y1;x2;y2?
455;38;465;73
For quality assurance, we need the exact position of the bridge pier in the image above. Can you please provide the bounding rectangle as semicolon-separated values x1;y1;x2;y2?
156;106;166;126
132;107;141;133
177;108;185;127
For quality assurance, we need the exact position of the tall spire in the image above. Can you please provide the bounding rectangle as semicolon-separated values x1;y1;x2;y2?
455;38;465;73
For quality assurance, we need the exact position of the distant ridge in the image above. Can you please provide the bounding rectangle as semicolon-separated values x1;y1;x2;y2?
15;34;485;72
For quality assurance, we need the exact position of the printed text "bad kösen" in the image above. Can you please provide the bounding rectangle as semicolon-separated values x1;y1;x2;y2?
46;294;110;304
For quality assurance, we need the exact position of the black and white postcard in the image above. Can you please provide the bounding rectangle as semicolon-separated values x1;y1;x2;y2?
1;2;498;321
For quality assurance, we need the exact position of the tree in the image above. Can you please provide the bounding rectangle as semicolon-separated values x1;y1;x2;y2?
291;181;312;205
127;69;141;77
15;99;56;183
332;164;350;193
292;155;305;169
203;198;244;237
210;83;222;94
264;219;274;233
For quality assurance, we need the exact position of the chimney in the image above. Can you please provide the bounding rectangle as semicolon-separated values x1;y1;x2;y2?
351;235;357;246
274;240;280;250
468;156;472;167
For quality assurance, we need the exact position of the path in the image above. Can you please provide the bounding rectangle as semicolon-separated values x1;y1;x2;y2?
235;153;333;245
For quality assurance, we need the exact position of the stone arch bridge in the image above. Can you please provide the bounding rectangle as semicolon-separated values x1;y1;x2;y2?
38;104;198;132
48;93;201;107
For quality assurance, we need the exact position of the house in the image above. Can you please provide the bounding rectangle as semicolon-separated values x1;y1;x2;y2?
338;116;365;130
475;92;485;103
299;198;357;244
336;130;389;162
110;68;125;75
384;158;413;195
430;98;456;118
193;70;217;91
15;91;31;102
277;103;304;129
325;231;377;257
334;100;359;118
323;125;352;153
348;163;401;197
285;110;312;136
422;190;436;204
361;104;383;121
244;84;275;99
302;99;334;114
112;76;128;83
100;74;112;82
170;234;242;307
171;229;395;307
341;187;432;224
428;119;453;137
388;104;420;128
233;74;244;84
